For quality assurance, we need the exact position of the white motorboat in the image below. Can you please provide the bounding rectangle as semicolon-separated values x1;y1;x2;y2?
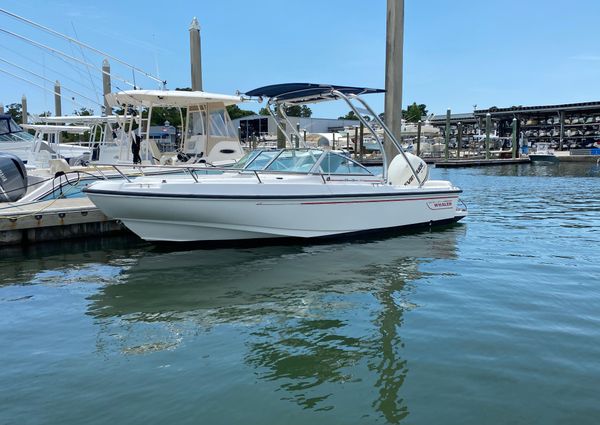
21;124;91;168
529;142;559;163
0;114;89;166
104;89;245;165
84;83;467;242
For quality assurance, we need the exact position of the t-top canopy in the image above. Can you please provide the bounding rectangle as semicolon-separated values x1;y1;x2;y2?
41;115;130;124
106;90;243;108
22;124;91;134
244;83;385;104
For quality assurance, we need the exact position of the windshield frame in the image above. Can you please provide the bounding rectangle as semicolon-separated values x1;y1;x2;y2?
235;148;374;176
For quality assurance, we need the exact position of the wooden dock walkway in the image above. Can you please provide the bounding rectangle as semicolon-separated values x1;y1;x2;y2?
0;198;124;246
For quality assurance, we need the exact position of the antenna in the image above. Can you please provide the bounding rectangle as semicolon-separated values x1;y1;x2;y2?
0;28;136;88
0;7;166;87
0;56;102;107
0;67;96;111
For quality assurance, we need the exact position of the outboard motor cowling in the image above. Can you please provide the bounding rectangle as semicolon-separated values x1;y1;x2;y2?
387;152;428;187
0;153;28;202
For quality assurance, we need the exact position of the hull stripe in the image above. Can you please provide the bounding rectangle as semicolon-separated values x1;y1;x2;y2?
301;195;458;205
84;188;462;200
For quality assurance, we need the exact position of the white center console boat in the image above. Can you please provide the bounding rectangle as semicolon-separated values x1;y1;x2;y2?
84;83;467;242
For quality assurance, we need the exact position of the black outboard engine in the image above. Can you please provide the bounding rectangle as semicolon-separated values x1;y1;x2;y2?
0;153;28;202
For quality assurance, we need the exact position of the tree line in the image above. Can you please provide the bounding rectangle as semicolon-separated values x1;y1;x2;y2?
338;102;428;123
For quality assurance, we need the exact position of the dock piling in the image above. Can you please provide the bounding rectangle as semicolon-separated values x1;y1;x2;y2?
384;0;404;167
444;108;451;160
21;94;27;124
457;121;462;159
416;120;422;156
353;126;358;159
296;123;301;148
54;80;62;117
485;113;491;160
359;122;364;162
189;17;203;91
511;118;517;159
102;59;111;116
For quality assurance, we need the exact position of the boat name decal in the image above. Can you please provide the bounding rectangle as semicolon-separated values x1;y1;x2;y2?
426;200;454;210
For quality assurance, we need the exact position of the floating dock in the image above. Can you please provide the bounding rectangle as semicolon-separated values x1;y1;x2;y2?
360;157;531;167
0;198;124;246
429;158;530;167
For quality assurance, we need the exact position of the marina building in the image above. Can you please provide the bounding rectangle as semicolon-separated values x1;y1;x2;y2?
231;115;361;141
430;101;600;152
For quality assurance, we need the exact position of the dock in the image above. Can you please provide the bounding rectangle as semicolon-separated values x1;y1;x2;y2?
0;198;124;246
359;157;531;167
429;158;530;167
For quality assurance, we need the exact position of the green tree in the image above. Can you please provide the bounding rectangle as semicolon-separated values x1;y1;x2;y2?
6;103;22;123
338;110;359;120
259;107;270;116
74;107;94;116
300;105;312;117
149;107;182;127
403;103;428;123
226;104;256;120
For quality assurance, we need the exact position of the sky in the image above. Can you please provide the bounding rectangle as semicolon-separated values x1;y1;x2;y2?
1;0;600;119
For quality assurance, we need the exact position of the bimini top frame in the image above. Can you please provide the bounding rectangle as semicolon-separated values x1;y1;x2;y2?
243;83;422;186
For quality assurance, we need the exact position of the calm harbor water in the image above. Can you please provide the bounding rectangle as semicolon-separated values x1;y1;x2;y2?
1;162;600;424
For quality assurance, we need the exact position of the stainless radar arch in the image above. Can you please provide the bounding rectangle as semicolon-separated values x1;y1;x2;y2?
331;89;423;187
244;83;423;187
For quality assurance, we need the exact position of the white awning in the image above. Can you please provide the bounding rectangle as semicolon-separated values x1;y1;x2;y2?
106;90;243;108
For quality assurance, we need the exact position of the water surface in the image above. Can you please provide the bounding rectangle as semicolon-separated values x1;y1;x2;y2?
1;162;599;424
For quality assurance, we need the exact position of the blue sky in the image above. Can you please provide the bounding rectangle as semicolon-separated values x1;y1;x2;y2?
1;0;600;118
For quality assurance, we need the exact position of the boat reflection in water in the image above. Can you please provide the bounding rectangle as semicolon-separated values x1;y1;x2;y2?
85;225;463;422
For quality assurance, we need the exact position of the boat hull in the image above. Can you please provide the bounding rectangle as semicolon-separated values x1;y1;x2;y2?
529;154;559;163
85;181;466;242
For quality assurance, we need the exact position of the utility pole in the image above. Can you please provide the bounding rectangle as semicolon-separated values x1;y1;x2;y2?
384;0;404;167
189;17;203;91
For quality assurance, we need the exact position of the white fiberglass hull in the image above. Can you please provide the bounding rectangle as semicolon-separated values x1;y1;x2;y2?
85;175;466;242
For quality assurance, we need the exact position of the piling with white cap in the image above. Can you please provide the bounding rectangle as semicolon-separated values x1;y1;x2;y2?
102;59;111;115
189;17;203;91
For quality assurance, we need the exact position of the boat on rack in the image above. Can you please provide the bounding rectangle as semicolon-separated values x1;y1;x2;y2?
84;83;467;243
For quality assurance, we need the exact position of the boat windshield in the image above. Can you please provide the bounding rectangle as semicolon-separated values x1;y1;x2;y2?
318;151;373;175
231;150;261;169
239;148;373;175
265;149;322;172
0;117;34;142
244;150;281;170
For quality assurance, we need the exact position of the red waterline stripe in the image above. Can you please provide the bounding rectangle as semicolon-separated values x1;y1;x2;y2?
300;195;458;205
